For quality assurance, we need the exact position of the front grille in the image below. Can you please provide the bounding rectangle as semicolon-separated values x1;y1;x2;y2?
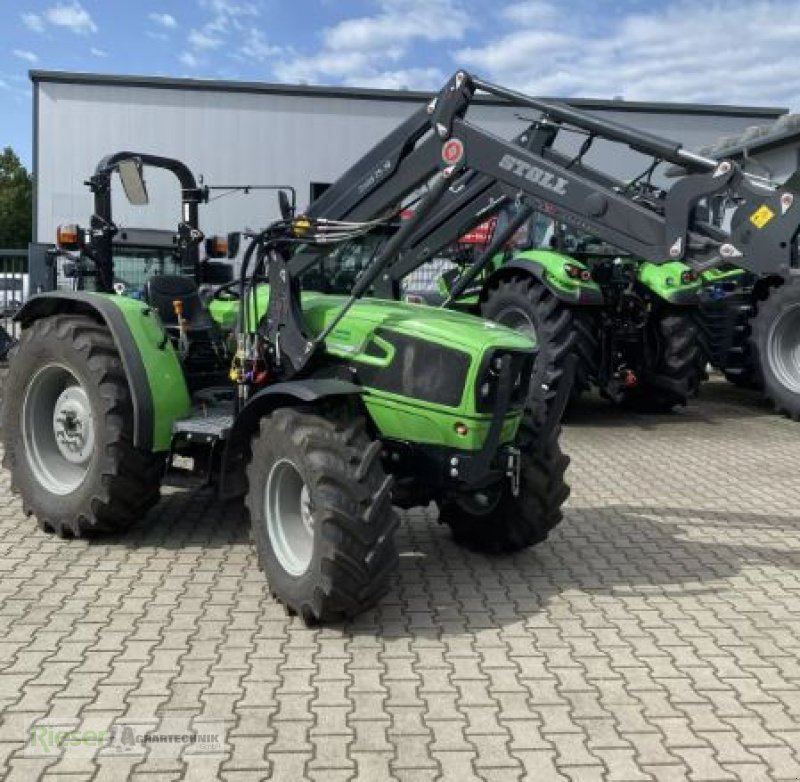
475;349;534;413
355;329;471;407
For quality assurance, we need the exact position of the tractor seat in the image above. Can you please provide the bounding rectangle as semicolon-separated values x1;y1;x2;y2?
144;275;214;331
144;275;229;391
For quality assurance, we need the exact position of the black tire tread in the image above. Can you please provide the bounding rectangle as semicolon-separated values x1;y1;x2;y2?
624;307;703;412
482;275;596;411
437;417;569;554
0;314;164;536
246;405;399;623
751;279;800;421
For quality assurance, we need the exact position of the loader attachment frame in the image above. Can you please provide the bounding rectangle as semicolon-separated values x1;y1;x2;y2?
252;71;799;378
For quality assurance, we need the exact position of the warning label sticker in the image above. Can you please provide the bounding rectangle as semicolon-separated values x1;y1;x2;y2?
750;204;775;229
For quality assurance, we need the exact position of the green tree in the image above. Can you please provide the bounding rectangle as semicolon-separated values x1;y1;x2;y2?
0;147;32;249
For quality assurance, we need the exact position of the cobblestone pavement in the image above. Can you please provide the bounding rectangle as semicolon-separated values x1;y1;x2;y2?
0;379;799;781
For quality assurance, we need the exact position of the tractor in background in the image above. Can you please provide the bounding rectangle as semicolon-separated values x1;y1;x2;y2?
670;117;800;420
697;261;800;421
435;205;704;412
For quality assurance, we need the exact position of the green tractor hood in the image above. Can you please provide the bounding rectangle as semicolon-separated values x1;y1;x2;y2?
209;286;534;353
210;287;536;451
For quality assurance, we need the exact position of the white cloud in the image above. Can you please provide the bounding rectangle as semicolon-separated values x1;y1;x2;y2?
188;29;221;49
323;0;470;52
21;3;97;35
454;0;800;108
90;47;107;57
13;50;39;64
458;29;569;73
21;12;45;32
44;2;97;35
276;0;469;87
149;12;177;28
501;1;556;24
275;50;374;84
239;30;282;62
200;0;258;34
179;51;200;68
181;0;274;69
347;67;445;91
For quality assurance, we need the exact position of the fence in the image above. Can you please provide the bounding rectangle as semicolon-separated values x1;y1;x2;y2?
0;250;28;347
0;245;58;357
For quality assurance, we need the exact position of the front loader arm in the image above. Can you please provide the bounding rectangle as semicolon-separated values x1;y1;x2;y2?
264;71;800;377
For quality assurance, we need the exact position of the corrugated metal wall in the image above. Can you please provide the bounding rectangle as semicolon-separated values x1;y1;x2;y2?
35;78;782;250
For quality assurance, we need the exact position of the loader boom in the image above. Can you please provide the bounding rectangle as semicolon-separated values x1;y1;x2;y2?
261;71;800;375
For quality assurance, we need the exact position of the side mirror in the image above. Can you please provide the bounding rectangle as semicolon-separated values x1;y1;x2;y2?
278;190;294;220
227;231;241;258
117;158;149;206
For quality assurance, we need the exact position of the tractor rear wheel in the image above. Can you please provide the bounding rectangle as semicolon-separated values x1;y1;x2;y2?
437;418;569;553
0;314;164;536
751;279;800;420
481;275;597;412
622;306;702;412
246;405;398;624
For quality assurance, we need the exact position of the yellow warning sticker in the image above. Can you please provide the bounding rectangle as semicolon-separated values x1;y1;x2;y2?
750;204;775;229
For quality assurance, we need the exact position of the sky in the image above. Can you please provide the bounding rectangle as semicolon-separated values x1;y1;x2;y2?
3;0;800;168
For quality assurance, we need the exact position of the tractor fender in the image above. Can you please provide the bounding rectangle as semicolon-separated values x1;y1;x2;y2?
14;291;191;452
482;252;604;306
637;261;702;305
219;379;364;499
229;379;364;445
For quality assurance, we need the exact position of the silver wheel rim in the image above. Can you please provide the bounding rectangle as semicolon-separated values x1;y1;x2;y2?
22;363;95;495
265;458;314;577
496;306;537;341
767;303;800;394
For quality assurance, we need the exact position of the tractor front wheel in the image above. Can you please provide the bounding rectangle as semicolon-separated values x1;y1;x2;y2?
751;280;800;420
0;314;165;536
437;418;570;554
246;405;399;623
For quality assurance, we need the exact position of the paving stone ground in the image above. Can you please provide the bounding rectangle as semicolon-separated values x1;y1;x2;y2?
0;378;799;781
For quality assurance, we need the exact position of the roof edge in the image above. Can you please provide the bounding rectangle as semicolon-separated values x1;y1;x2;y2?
28;70;788;119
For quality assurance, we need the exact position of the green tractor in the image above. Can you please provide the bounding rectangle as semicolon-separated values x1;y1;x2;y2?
4;71;798;624
0;147;569;624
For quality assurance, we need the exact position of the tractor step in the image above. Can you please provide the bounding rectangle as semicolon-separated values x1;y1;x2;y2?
171;412;234;442
172;387;235;442
164;393;235;487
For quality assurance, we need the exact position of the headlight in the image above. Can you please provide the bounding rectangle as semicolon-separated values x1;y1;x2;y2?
475;349;534;413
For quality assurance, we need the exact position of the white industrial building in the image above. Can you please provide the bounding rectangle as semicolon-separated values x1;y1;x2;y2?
31;70;787;250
